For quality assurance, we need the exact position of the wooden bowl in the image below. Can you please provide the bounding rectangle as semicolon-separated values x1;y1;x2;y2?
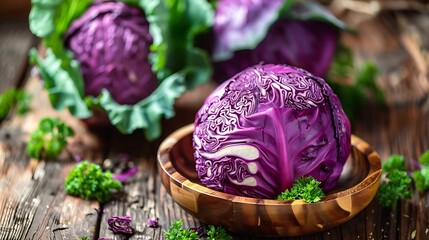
157;124;382;237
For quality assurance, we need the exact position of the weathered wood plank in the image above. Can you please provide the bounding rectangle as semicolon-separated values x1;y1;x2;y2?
0;20;36;92
0;71;105;239
95;82;215;239
340;11;429;105
95;131;197;239
97;147;163;240
353;104;429;240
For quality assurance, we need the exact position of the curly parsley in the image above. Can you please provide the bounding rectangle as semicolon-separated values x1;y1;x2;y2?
26;117;75;159
65;161;122;202
327;45;383;121
412;150;429;192
382;155;406;172
277;176;325;203
377;155;412;208
377;170;412;208
207;225;234;240
164;220;199;240
0;88;31;120
164;220;234;240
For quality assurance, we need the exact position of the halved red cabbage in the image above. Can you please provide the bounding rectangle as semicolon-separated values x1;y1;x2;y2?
193;64;351;199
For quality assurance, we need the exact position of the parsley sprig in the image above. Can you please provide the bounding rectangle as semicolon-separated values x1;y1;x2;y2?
377;155;412;208
277;176;325;203
412;150;429;192
165;220;234;240
327;44;384;121
26;117;75;159
207;225;234;240
65;160;122;202
165;220;199;240
0;88;31;120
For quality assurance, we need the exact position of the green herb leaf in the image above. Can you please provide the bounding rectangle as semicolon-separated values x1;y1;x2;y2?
377;169;412;208
15;90;31;115
0;89;16;119
26;117;75;159
164;220;199;240
412;166;429;192
207;225;234;240
277;176;325;203
411;150;429;192
0;88;31;120
382;155;406;172
355;61;384;104
327;45;383;121
65;161;122;202
418;150;429;166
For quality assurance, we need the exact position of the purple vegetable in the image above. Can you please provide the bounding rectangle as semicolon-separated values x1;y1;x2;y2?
146;217;159;228
193;64;351;199
107;215;133;235
113;166;138;183
64;1;157;105
211;0;340;81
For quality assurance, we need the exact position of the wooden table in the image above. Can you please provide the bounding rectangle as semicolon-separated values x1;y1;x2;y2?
1;7;429;240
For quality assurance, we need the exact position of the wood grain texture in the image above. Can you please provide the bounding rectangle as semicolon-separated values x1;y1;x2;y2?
0;40;104;240
0;20;35;92
1;8;429;240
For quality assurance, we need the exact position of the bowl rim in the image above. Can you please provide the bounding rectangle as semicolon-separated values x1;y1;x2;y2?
157;123;382;206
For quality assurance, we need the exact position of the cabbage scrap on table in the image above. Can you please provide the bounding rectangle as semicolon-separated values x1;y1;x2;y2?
28;0;213;140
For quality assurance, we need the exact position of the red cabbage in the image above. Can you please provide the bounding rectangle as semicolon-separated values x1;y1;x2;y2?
112;166;138;183
211;0;345;81
29;0;214;139
107;215;133;235
146;217;159;228
64;1;156;105
193;64;351;199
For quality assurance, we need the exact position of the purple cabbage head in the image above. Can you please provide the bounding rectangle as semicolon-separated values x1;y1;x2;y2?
193;64;351;199
64;1;157;105
212;0;339;81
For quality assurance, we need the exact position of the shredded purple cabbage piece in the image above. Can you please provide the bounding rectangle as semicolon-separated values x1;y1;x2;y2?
64;1;157;105
73;155;83;162
146;217;159;228
113;166;138;183
193;64;351;199
107;215;134;235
